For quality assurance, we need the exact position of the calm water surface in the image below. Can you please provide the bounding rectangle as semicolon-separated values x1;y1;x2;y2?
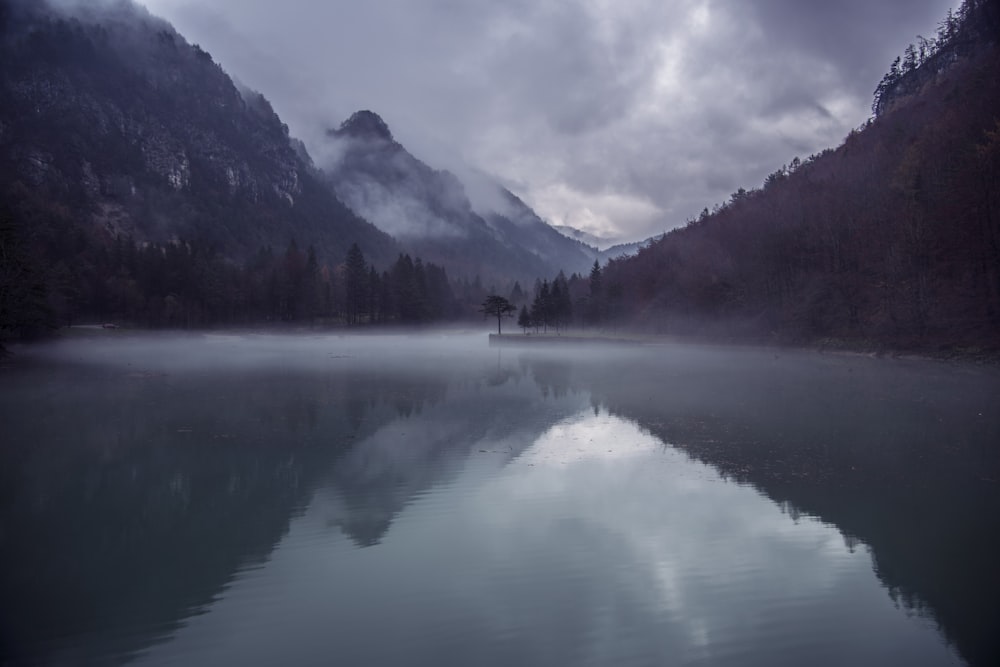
1;333;998;666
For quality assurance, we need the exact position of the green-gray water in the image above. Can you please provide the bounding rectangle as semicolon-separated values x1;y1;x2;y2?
1;333;998;666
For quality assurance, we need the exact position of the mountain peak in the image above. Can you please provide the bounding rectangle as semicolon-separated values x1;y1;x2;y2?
334;110;394;142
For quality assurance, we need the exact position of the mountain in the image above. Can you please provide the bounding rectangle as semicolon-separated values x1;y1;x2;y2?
551;224;655;264
0;0;395;265
552;225;615;250
597;238;649;263
321;110;595;284
0;0;593;338
599;0;1000;352
873;0;999;116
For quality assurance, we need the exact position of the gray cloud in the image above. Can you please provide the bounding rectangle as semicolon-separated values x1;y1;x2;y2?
140;0;955;243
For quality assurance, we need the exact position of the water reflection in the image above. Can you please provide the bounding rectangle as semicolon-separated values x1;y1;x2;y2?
131;411;959;667
557;346;1000;667
0;334;995;666
0;334;581;665
501;344;999;665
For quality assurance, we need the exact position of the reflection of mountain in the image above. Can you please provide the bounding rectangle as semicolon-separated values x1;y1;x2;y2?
0;369;358;665
8;339;993;665
0;362;455;665
519;348;1000;667
0;348;585;666
323;370;587;547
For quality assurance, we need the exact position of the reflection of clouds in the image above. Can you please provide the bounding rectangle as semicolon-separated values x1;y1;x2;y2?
520;411;660;465
135;410;961;667
470;411;958;665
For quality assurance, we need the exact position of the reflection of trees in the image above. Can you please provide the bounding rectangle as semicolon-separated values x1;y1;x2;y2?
519;355;574;399
0;352;586;665
0;371;354;665
0;364;453;666
551;348;1000;667
341;369;449;426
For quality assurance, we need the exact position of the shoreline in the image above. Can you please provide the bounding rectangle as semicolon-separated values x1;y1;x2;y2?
488;331;1000;365
4;325;997;367
488;333;646;347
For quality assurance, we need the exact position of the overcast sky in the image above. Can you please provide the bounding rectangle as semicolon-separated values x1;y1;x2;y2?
139;0;954;244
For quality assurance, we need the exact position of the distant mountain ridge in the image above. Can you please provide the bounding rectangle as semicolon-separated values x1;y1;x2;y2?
552;225;615;250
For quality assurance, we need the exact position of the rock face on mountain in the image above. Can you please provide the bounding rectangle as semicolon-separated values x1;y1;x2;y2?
322;110;595;283
872;0;999;116
0;0;395;265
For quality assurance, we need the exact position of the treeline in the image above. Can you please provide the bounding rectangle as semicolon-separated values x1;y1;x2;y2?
0;184;473;347
499;262;627;333
598;7;1000;351
874;0;999;116
340;243;462;325
514;272;573;333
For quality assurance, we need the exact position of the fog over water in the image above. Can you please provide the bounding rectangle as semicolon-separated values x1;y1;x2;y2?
1;332;997;666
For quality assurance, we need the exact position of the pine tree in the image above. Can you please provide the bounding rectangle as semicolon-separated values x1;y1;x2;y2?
531;280;551;333
344;242;368;324
368;266;380;323
588;260;604;325
903;44;918;73
510;281;525;305
517;305;531;333
552;271;572;331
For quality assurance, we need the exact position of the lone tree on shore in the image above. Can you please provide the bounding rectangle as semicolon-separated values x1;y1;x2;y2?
480;295;516;334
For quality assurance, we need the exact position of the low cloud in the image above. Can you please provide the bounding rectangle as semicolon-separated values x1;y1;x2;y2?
139;0;955;244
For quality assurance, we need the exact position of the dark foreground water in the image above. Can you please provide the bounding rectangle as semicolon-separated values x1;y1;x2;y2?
1;332;998;666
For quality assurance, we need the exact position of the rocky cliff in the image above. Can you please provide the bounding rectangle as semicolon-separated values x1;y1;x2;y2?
0;0;395;265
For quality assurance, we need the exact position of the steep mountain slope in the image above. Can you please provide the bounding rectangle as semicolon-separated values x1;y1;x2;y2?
873;0;1000;116
552;224;650;262
321;110;595;283
597;239;648;263
553;225;614;249
0;0;395;265
601;1;1000;351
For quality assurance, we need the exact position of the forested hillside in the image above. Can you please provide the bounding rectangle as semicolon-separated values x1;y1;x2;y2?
0;0;602;345
599;0;999;352
0;0;395;256
0;0;475;341
3;0;998;351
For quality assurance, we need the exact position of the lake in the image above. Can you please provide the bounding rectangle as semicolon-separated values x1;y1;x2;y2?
1;332;998;666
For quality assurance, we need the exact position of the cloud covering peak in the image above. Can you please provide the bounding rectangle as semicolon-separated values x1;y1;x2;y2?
139;0;955;244
333;110;395;143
